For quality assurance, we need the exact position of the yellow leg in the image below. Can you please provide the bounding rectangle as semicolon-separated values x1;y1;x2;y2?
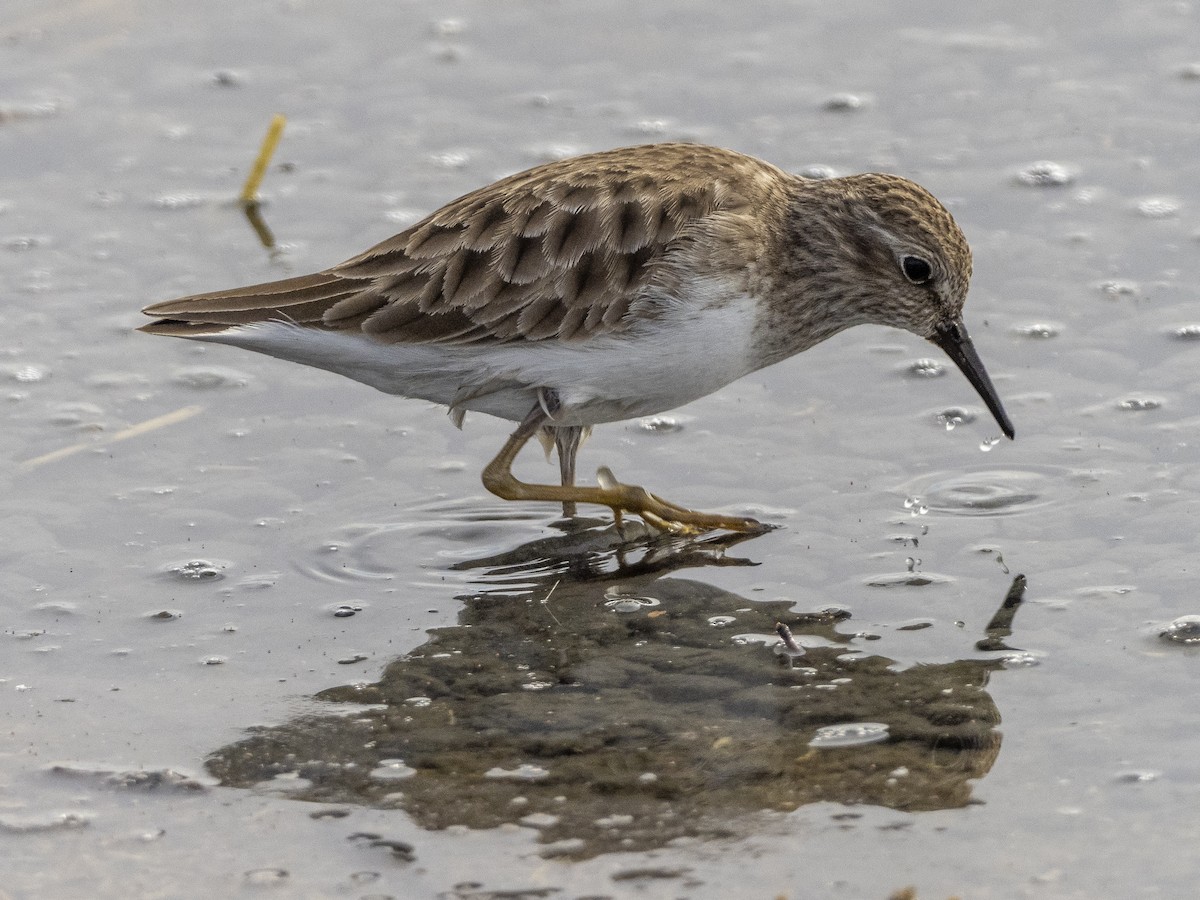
482;407;768;534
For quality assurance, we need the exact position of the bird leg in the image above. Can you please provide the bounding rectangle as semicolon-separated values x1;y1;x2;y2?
552;425;585;517
482;405;768;534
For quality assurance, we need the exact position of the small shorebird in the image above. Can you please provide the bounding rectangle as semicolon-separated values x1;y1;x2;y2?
141;143;1013;533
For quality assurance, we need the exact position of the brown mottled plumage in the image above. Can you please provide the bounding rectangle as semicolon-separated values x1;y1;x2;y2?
141;143;1012;533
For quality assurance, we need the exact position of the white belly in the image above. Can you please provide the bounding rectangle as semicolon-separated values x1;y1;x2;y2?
188;292;762;427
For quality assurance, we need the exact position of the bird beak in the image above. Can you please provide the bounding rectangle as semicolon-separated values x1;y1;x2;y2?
930;320;1015;439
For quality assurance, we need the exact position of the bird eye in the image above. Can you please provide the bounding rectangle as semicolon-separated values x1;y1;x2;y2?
901;255;933;284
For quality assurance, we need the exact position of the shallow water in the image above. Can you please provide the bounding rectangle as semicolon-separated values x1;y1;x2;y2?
3;0;1200;897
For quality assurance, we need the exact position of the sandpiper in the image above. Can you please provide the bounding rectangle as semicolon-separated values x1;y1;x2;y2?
141;143;1014;533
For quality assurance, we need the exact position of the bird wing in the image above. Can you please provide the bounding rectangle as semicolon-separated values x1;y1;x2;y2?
141;143;777;344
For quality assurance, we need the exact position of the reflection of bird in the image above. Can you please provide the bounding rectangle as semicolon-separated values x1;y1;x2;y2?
141;143;1013;532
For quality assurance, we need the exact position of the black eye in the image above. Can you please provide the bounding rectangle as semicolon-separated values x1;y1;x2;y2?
901;255;933;284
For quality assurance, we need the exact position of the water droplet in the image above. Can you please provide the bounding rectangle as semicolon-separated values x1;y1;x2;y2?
809;722;890;747
1136;197;1181;218
980;437;1001;452
1160;615;1200;644
1017;161;1074;187
936;407;974;431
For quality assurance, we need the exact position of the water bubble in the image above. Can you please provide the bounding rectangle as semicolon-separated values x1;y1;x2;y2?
903;496;929;516
165;559;228;581
707;615;737;627
603;587;660;612
1017;161;1075;187
1097;280;1139;298
1159;615;1200;644
1115;770;1160;784
980;437;1001;452
1171;324;1200;341
906;358;945;378
635;415;683;434
823;92;865;111
1136;197;1181;218
1014;322;1060;339
809;722;890;748
154;193;204;210
370;760;417;781
430;151;469;169
244;869;289;886
171;367;249;389
484;764;550;781
1117;397;1162;411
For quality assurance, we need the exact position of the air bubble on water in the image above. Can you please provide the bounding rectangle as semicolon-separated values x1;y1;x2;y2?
154;193;204;210
823;92;865;111
1136;196;1181;218
1015;322;1060;339
1159;615;1200;644
165;559;228;581
484;763;550;781
370;760;417;781
1115;770;1160;784
980;437;1001;452
636;415;684;434
1171;324;1200;340
1016;161;1075;187
430;151;469;169
171;367;249;389
903;496;928;516
1117;397;1162;411
906;358;945;378
244;869;289;886
1097;280;1139;298
707;615;737;627
809;722;889;748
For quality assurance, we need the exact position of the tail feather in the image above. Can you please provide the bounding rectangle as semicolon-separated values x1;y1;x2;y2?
141;272;369;327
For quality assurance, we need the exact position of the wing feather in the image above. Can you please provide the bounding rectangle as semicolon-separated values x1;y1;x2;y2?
141;143;790;345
